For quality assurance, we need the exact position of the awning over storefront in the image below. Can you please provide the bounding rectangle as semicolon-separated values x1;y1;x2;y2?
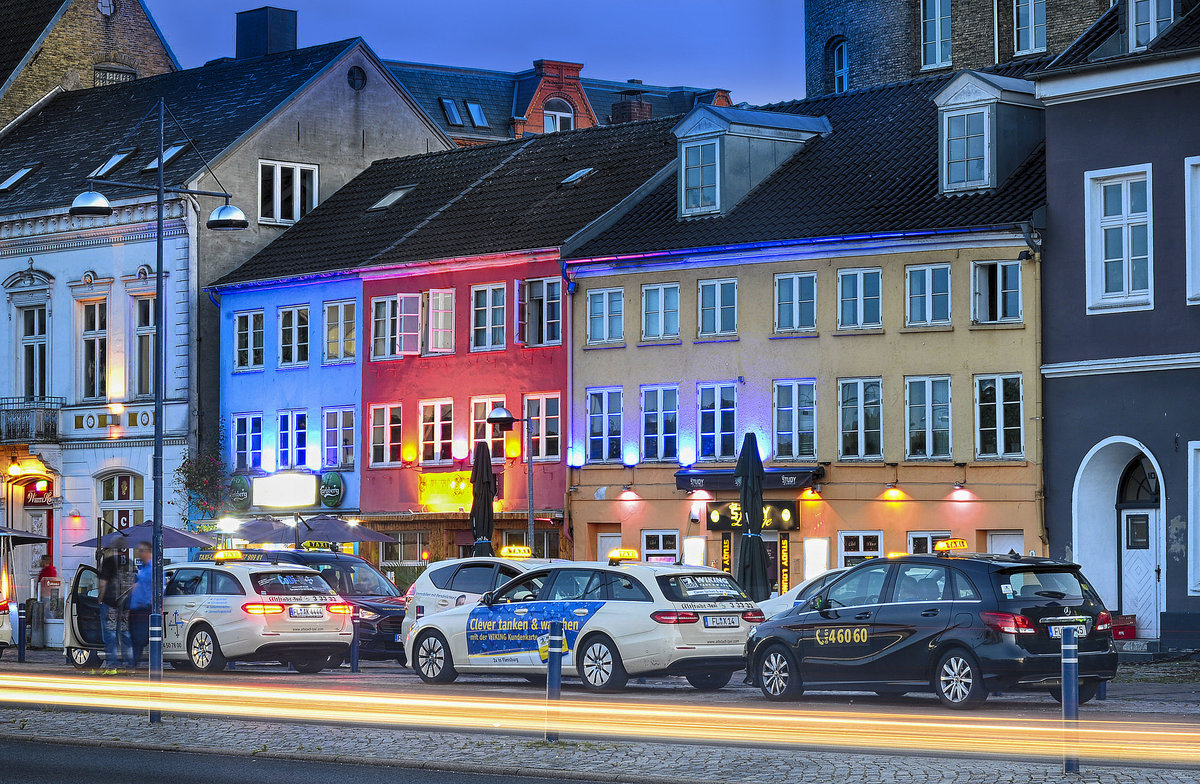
674;466;824;492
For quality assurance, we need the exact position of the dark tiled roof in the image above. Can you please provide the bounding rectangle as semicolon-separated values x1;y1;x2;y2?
0;0;67;93
0;39;358;216
568;62;1048;260
386;61;514;141
1150;5;1200;50
1042;3;1200;74
213;116;681;287
581;79;723;124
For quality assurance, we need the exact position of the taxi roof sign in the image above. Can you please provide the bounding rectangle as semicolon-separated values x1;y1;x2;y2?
607;547;640;565
499;545;532;560
934;538;969;554
212;549;243;560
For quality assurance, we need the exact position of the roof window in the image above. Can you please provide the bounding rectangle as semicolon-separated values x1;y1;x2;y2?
439;98;463;126
369;186;414;211
89;148;135;178
465;101;488;128
142;143;187;172
0;163;38;192
561;167;596;187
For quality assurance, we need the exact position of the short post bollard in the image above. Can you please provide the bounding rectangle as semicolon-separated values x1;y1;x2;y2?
545;620;563;743
1061;623;1080;775
17;602;27;662
350;608;360;673
1097;680;1107;701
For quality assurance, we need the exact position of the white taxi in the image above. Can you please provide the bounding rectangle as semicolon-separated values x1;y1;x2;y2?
64;551;353;673
405;551;764;691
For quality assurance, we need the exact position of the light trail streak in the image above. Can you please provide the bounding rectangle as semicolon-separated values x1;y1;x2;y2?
1;674;1197;766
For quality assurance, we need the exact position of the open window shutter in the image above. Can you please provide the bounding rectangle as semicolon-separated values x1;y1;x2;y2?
515;279;526;345
420;291;431;354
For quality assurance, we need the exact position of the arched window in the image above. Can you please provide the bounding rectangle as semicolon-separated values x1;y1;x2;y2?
832;40;849;94
543;98;574;133
1117;456;1159;507
98;472;145;532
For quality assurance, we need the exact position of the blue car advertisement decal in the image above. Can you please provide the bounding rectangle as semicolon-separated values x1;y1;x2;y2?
466;601;605;661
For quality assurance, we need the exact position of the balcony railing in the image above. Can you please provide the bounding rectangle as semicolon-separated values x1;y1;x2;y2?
0;396;64;444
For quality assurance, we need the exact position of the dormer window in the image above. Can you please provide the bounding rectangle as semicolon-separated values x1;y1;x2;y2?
1130;0;1173;50
943;107;989;190
682;141;719;215
543;99;574;133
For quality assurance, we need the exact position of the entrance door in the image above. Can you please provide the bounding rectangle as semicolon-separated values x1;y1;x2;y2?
597;533;621;562
1119;509;1160;638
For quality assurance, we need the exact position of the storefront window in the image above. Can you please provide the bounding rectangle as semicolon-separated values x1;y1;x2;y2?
99;472;145;532
502;529;559;559
642;530;679;563
380;531;428;566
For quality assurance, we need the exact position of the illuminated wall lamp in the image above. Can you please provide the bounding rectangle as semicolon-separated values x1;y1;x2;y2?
953;480;966;489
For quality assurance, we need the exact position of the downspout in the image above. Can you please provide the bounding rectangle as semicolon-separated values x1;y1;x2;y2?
993;0;1001;65
1018;220;1046;553
562;263;577;558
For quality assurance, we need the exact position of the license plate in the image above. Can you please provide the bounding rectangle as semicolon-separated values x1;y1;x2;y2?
394;634;404;643
1048;624;1087;638
288;606;324;618
703;615;739;628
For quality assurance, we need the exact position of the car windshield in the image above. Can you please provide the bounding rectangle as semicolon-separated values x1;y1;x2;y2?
657;573;750;602
1000;569;1086;602
251;571;337;597
310;561;400;597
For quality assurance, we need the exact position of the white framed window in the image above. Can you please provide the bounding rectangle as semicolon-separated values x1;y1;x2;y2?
369;404;403;466
975;374;1023;459
698;278;737;337
277;409;309;469
839;530;883;567
973;260;1022;323
381;531;430;566
525;393;561;461
643;530;680;563
371;294;420;359
906;376;952;460
471;283;506;351
909;531;952;555
642;283;680;340
640;385;678;462
18;305;48;399
921;0;952;67
682;140;719;215
259;160;317;225
907;264;951;326
471;395;506;461
133;297;155;398
698;382;737;461
323;407;355;469
1086;166;1152;312
521;278;561;346
1014;0;1046;53
586;388;622;464
832;40;849;94
99;472;145;531
324;300;356;363
80;300;107;400
839;378;882;460
775;272;816;332
837;268;882;329
943;107;990;190
543;98;574;133
587;287;624;343
420;399;453;464
233;413;263;472
424;289;455;354
1188;157;1200;303
234;310;264;370
1130;0;1173;50
774;380;816;460
501;529;560;559
278;305;309;367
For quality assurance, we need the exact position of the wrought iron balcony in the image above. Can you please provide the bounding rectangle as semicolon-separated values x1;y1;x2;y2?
0;396;64;444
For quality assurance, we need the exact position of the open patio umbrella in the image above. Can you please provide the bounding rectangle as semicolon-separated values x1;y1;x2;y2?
298;514;394;544
232;516;293;544
0;525;51;546
75;521;217;549
469;443;497;557
734;432;771;602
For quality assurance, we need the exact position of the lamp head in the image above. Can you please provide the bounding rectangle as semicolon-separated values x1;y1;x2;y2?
486;405;517;431
69;189;113;217
206;202;249;231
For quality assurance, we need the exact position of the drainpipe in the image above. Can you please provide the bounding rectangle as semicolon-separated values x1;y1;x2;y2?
993;0;1000;65
562;270;576;559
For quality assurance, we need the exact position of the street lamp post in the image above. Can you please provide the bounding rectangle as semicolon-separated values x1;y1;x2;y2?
71;98;247;723
486;406;535;553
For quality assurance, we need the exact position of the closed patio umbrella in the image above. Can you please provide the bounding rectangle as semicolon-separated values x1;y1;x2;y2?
734;432;771;602
470;443;497;557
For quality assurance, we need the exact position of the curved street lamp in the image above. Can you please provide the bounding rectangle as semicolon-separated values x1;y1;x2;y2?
486;405;536;555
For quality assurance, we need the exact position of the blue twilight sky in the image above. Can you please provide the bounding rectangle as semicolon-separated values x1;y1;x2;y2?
142;0;806;106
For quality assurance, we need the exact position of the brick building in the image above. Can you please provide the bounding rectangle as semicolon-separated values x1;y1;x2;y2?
804;0;1110;97
0;0;177;128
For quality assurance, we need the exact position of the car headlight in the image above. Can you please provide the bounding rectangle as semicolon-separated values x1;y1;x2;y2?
358;609;381;621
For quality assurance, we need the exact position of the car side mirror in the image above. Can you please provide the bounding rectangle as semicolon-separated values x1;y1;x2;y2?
479;591;494;606
808;595;826;611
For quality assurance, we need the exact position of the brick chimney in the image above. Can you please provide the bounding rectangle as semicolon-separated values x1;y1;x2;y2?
611;80;653;124
236;7;298;60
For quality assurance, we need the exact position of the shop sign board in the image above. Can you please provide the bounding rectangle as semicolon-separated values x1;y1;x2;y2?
706;501;797;531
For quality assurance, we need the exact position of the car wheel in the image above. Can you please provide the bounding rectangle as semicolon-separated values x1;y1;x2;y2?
414;631;458;684
290;654;328;674
1049;681;1101;705
933;649;988;709
577;635;628;692
685;670;733;691
68;647;99;669
758;644;803;701
187;625;227;673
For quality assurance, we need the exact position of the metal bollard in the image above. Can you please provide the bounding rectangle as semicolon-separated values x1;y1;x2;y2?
149;613;163;724
545;620;563;743
1062;624;1079;775
350;610;360;673
17;602;26;662
1097;680;1107;701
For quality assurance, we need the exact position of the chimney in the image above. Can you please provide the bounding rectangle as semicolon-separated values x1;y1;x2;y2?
611;81;653;124
236;7;297;60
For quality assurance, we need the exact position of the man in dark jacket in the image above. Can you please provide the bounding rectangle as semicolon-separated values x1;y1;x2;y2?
97;546;131;673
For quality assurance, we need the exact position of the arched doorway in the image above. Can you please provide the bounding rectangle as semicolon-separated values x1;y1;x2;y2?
1072;437;1165;639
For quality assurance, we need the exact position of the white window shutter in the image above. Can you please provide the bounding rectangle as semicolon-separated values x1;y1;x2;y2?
515;279;526;345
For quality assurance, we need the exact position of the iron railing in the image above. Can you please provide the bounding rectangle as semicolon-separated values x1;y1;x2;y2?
0;396;64;444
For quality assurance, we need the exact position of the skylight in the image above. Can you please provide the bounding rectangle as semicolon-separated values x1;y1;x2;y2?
89;149;134;178
369;186;414;211
142;143;187;172
561;167;596;187
465;101;489;128
0;164;37;192
439;98;463;126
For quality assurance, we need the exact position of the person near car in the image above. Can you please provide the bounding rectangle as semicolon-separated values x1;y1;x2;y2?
36;555;57;581
126;542;155;670
97;546;132;673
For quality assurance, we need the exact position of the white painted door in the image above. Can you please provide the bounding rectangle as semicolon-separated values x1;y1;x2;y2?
1120;510;1160;638
987;531;1025;556
596;533;622;562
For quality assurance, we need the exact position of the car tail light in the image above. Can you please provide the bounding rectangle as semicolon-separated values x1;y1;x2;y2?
327;603;354;615
0;600;7;613
742;609;767;623
402;583;416;607
980;611;1037;635
651;610;700;624
1096;611;1112;632
242;602;285;615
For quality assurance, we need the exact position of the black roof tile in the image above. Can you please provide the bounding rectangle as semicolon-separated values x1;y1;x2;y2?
0;0;66;93
1041;3;1200;75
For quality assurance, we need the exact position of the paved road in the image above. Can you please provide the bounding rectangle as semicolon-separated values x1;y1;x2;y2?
0;738;610;784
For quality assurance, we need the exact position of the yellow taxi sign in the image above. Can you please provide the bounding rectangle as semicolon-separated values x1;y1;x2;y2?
499;545;532;560
886;551;909;558
212;549;244;560
934;538;969;553
607;548;640;564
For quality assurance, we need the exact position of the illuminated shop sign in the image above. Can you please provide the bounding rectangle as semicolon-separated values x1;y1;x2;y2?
252;473;317;508
418;471;473;512
706;501;797;531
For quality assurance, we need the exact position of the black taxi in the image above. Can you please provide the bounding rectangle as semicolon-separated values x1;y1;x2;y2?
744;541;1118;709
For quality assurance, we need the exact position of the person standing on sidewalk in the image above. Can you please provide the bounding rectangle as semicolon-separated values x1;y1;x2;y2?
97;546;132;674
126;542;154;671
